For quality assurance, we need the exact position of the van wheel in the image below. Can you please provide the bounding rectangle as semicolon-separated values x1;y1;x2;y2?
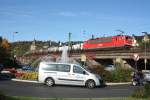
86;80;95;89
45;78;54;87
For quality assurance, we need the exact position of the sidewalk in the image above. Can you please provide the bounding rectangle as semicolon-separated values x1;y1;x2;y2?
11;78;131;85
11;79;39;83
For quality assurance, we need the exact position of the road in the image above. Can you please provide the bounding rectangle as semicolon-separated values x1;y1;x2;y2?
0;80;139;98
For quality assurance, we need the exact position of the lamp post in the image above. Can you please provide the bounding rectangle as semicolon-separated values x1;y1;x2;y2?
142;32;149;70
13;32;18;42
68;32;72;49
13;32;18;58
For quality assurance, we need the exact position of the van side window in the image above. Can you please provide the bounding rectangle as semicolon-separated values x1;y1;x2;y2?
57;64;70;72
42;64;57;71
73;65;84;74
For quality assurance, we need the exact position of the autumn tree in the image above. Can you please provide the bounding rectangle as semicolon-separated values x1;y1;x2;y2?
0;37;11;63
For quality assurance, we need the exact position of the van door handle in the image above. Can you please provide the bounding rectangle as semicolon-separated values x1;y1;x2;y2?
72;74;75;75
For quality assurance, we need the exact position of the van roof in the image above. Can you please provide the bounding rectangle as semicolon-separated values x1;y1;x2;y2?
40;61;77;65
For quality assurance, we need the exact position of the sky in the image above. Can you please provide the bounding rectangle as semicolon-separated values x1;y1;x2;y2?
0;0;150;42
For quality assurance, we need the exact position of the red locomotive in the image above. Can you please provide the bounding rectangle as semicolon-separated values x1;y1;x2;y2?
83;35;133;49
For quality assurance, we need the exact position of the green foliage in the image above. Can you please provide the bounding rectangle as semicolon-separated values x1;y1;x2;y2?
114;62;122;68
10;41;31;56
89;65;113;82
30;59;41;67
10;40;83;56
102;70;113;82
88;64;132;82
112;67;132;82
135;36;150;48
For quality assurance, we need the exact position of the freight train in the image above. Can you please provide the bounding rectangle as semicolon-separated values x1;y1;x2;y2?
48;35;135;52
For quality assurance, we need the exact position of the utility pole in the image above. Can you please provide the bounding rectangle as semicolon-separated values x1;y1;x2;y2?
68;32;72;49
142;32;150;70
13;32;18;57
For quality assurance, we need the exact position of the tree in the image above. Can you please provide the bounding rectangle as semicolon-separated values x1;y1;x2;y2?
1;38;10;51
0;37;11;64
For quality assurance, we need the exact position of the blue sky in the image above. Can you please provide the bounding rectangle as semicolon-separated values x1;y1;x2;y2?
0;0;150;42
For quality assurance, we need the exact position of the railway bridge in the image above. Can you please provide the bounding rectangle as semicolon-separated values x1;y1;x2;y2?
17;47;150;70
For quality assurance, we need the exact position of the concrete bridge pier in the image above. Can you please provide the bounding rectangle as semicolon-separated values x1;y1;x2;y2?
113;57;132;69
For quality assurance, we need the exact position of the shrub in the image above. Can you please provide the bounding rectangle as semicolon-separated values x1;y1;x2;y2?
88;64;132;82
112;67;132;82
102;70;113;82
89;65;113;82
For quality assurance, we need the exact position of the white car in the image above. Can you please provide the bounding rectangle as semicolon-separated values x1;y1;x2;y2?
105;65;115;71
144;71;150;82
38;62;103;88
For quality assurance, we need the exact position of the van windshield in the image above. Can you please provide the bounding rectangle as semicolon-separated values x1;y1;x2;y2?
82;66;92;73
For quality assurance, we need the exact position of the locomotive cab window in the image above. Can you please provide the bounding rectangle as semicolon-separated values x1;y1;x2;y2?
126;37;132;41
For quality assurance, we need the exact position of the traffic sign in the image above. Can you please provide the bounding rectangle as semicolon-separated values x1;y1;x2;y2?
133;53;139;61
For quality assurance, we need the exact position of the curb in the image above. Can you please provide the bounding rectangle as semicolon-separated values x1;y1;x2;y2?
11;79;39;83
106;82;131;85
12;78;131;85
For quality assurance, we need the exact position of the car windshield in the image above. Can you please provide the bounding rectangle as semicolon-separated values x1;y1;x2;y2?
0;64;3;67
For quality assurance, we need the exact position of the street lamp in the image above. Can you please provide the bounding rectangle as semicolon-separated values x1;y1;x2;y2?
142;32;150;70
13;32;18;42
13;32;18;58
68;32;72;49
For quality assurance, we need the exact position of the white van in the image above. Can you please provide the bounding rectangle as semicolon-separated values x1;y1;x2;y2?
38;62;103;88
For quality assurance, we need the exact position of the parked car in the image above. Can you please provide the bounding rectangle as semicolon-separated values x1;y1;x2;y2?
1;68;17;78
3;68;17;73
38;62;104;88
0;64;4;72
22;65;35;71
143;70;150;83
105;65;115;71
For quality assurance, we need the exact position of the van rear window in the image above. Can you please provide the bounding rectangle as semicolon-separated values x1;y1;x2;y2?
42;64;57;71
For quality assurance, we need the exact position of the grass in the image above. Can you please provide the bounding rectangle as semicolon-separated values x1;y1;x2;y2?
0;93;149;100
0;96;149;100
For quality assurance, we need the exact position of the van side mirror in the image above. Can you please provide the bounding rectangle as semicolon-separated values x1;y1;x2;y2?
83;71;86;74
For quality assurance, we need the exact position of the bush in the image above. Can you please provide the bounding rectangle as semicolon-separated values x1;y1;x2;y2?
89;65;113;82
112;67;132;82
17;72;38;81
89;65;132;82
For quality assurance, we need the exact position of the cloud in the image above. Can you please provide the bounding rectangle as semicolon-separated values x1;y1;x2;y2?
59;11;77;17
58;11;91;17
0;8;33;18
